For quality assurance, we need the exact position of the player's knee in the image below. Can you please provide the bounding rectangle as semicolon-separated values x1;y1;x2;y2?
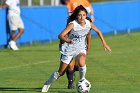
58;71;65;76
68;64;75;71
81;53;86;56
77;53;86;67
79;53;86;59
19;28;24;33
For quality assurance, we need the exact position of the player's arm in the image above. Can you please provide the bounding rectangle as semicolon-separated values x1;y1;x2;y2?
67;5;72;16
86;31;92;54
58;23;73;43
90;22;112;52
89;4;94;22
85;0;94;22
0;4;9;8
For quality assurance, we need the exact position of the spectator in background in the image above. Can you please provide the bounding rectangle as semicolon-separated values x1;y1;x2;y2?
0;0;24;51
60;0;94;89
61;0;94;22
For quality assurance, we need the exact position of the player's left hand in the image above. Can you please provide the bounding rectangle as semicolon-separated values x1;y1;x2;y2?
104;44;112;53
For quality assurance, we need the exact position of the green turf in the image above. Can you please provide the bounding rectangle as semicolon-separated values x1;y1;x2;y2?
0;32;140;93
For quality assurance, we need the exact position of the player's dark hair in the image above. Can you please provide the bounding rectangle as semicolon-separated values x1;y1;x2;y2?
86;17;92;22
68;5;88;22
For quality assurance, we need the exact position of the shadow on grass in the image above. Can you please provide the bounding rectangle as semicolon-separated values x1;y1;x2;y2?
0;87;77;93
0;87;41;92
57;91;77;93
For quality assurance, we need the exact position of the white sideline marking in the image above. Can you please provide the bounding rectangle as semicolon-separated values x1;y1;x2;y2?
0;61;49;71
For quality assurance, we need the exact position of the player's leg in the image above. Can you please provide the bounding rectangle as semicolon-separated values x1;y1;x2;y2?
59;33;75;89
66;59;75;89
42;62;68;92
42;54;73;92
13;16;24;42
9;28;24;50
8;16;24;50
8;16;17;50
13;28;24;41
76;52;87;79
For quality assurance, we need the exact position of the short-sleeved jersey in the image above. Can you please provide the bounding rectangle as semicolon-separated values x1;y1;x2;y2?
6;0;20;16
67;0;91;13
60;19;91;56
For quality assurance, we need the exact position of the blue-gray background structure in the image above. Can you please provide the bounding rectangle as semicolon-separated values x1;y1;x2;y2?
0;1;140;47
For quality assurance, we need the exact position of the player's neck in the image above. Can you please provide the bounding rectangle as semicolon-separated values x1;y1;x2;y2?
78;21;86;27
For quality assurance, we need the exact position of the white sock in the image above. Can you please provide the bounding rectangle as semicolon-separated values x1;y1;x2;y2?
79;65;86;79
44;71;60;85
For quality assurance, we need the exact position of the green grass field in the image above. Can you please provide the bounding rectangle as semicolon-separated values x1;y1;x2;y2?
0;32;140;93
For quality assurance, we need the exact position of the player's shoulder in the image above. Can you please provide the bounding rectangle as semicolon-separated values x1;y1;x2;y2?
6;0;14;4
69;20;77;25
85;19;91;25
67;22;74;28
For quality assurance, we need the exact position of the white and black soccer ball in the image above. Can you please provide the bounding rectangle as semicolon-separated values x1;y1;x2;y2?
76;78;91;93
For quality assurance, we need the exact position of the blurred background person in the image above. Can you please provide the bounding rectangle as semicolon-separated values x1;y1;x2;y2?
61;0;94;22
0;0;24;51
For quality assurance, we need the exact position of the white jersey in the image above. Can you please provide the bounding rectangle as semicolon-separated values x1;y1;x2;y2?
60;19;91;55
6;0;20;16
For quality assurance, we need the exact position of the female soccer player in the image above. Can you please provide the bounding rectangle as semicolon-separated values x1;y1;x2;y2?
41;5;111;92
60;0;94;88
65;17;92;89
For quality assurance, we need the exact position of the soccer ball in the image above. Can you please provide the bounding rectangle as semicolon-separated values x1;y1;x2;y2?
76;78;91;93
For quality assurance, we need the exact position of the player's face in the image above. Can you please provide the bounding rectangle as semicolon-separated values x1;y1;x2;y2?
77;10;87;23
